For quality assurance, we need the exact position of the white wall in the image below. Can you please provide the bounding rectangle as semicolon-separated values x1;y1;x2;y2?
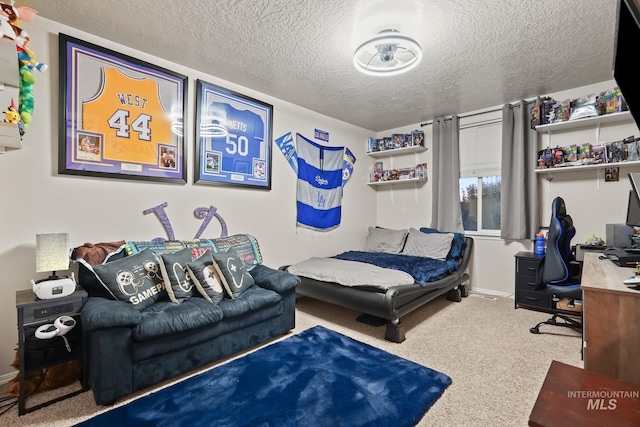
0;17;376;377
375;81;640;297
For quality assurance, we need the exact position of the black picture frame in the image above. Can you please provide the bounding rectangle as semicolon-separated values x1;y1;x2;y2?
194;80;273;190
58;34;187;183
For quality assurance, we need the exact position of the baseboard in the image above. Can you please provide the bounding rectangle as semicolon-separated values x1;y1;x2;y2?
0;371;16;385
468;287;512;298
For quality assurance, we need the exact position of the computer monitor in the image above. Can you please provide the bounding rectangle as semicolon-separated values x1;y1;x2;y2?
625;189;640;227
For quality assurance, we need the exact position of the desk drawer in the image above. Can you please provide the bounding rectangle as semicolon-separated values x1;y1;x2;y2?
516;257;541;277
516;290;551;309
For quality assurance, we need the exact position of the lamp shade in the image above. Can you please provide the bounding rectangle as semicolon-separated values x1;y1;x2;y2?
35;233;70;273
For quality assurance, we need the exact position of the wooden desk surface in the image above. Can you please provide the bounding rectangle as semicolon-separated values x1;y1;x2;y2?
529;360;640;427
581;253;640;297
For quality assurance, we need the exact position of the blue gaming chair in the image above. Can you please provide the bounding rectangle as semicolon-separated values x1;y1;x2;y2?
530;197;582;334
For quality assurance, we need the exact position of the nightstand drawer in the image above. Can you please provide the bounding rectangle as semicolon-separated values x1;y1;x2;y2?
516;257;541;277
516;290;551;309
515;274;538;290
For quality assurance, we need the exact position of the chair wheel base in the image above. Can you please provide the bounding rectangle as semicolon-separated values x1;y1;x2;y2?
530;327;540;334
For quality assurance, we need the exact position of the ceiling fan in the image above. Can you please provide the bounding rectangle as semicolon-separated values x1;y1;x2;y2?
353;29;422;76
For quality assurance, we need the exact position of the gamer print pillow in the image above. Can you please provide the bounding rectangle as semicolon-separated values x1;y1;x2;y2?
91;249;166;310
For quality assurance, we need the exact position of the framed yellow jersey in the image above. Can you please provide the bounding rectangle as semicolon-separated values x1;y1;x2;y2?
58;33;187;183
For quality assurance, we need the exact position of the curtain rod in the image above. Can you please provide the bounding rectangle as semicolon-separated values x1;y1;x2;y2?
419;98;537;127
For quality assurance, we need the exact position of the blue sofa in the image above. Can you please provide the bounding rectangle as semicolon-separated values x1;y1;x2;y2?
73;235;299;405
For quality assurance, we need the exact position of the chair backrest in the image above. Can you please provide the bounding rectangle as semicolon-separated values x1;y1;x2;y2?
542;197;576;284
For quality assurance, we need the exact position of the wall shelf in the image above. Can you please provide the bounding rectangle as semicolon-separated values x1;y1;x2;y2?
0;40;22;153
535;111;633;134
367;177;427;186
535;159;640;176
366;145;427;158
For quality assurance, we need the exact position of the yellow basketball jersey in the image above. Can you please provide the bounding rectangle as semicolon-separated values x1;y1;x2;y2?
82;67;173;165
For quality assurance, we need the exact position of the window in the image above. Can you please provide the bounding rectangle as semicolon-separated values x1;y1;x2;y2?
459;120;502;234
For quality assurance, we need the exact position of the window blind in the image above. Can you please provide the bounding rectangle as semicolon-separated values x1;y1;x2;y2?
459;121;502;178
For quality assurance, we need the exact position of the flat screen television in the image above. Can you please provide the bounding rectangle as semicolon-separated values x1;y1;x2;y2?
613;0;640;127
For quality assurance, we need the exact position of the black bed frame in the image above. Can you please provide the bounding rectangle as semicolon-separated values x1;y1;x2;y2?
290;237;474;343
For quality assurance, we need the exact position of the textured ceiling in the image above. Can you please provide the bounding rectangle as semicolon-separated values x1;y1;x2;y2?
22;0;619;132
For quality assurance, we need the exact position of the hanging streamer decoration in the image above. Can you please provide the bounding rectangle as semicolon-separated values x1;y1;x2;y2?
342;147;356;187
275;132;298;174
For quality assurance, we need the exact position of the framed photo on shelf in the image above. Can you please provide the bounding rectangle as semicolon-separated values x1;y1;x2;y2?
194;80;273;189
58;34;187;183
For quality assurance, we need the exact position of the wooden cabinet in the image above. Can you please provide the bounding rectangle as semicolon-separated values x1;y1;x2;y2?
581;253;640;386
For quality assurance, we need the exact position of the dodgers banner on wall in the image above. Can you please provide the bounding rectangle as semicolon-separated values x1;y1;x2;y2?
57;34;187;183
194;80;273;190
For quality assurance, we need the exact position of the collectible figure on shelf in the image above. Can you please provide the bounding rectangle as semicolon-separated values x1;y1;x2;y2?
391;134;403;149
412;130;425;147
415;163;427;179
3;102;19;124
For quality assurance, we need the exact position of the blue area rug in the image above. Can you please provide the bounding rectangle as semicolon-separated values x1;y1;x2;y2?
76;326;451;427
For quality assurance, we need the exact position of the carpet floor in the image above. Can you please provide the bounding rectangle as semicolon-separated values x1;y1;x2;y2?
76;326;451;427
0;292;583;426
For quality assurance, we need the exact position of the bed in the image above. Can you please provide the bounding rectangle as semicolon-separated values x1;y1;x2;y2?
285;227;473;342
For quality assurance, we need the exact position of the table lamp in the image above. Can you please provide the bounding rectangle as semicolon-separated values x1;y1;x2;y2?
31;233;76;299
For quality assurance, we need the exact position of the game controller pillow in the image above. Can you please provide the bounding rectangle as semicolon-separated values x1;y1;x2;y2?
211;249;255;299
90;249;166;310
159;247;210;304
185;252;225;304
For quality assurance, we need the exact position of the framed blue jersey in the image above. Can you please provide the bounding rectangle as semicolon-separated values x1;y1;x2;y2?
195;80;273;190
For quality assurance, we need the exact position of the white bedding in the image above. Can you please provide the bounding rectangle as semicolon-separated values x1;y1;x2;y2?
287;257;415;289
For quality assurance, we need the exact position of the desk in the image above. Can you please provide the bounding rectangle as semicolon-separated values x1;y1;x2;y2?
581;253;640;385
529;360;640;427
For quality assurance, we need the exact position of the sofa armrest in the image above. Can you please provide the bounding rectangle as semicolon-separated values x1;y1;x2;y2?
250;264;300;294
81;297;142;332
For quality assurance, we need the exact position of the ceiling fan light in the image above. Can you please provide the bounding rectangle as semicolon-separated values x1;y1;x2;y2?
353;30;422;76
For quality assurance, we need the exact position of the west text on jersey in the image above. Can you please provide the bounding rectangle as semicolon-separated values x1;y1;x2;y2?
117;93;149;108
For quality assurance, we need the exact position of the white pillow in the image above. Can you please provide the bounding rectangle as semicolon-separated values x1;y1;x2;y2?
363;227;408;254
402;228;454;260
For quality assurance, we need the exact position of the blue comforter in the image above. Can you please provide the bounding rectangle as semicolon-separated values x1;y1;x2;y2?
333;251;459;285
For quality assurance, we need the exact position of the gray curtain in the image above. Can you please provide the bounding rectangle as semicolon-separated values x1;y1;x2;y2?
501;101;538;240
431;115;463;233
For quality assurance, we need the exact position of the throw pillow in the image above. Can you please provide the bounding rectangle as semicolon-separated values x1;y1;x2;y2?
402;228;454;261
159;248;208;304
89;249;166;310
73;244;127;299
419;227;466;260
211;249;255;299
363;227;408;254
185;254;225;304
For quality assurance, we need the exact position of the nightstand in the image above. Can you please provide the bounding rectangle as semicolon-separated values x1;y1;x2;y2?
514;251;550;310
15;288;88;415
